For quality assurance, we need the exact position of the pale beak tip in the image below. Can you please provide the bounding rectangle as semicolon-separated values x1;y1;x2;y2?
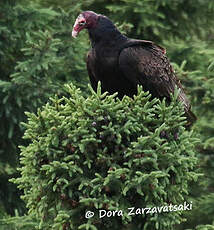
72;30;78;38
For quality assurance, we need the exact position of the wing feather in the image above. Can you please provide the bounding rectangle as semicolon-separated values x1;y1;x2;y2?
119;45;190;110
87;49;98;91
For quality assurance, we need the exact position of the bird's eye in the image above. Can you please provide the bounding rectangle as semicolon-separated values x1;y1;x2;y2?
79;21;86;26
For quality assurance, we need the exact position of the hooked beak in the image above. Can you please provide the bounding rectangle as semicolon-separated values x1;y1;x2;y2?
72;14;85;38
72;30;78;38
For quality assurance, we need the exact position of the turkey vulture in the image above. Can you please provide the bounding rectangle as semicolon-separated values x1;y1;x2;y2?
72;11;196;126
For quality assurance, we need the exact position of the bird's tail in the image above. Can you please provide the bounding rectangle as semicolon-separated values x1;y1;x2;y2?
185;109;197;129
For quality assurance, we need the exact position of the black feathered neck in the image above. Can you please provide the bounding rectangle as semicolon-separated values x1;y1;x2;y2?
88;15;127;47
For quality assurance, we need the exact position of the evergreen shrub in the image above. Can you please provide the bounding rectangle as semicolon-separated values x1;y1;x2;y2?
12;83;199;230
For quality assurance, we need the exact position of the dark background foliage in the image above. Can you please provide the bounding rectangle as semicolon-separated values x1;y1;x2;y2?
0;0;214;229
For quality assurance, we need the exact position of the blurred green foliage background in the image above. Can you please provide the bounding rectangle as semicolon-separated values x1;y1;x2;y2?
0;0;214;229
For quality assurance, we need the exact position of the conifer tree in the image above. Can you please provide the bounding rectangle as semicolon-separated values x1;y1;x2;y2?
81;1;214;228
8;83;199;230
1;0;214;229
0;0;88;219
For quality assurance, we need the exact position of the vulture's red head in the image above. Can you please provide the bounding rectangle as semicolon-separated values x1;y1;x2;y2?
72;11;99;38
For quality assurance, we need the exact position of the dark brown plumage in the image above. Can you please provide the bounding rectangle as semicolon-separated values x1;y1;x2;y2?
72;11;196;127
